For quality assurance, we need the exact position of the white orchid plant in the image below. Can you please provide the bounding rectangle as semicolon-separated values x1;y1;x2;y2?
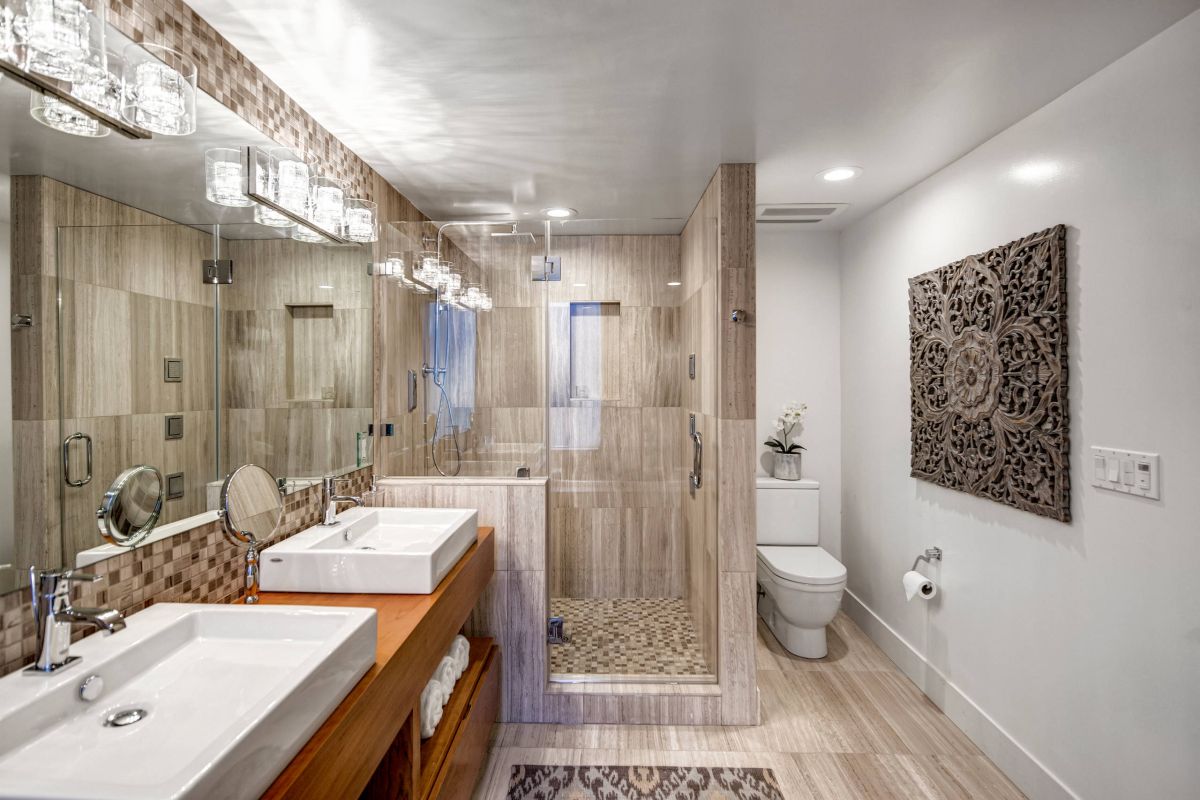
764;401;808;454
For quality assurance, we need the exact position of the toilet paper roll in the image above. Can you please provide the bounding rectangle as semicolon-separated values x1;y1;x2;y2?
902;570;937;601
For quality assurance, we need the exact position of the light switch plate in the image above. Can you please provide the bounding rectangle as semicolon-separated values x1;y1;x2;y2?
1090;446;1160;500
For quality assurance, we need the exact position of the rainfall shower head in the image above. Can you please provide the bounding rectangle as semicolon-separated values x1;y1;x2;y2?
490;223;536;243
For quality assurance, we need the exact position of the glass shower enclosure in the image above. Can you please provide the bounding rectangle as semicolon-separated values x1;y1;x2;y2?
379;219;715;684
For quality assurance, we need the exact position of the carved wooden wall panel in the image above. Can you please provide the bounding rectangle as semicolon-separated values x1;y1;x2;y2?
909;224;1070;522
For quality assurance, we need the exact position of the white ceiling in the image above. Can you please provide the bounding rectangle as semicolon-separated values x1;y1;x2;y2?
187;0;1198;231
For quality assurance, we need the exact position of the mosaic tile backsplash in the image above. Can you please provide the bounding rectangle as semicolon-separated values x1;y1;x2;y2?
0;467;372;677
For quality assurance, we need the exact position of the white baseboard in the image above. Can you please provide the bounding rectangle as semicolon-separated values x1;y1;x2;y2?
842;590;1079;800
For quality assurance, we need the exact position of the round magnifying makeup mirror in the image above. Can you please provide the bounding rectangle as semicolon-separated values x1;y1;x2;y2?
218;464;284;603
96;465;164;548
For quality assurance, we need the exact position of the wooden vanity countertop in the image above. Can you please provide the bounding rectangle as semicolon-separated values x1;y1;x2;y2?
255;527;495;800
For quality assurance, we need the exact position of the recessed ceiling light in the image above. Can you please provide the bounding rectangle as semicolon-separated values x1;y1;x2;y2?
1009;160;1061;184
667;281;682;287
818;166;862;182
542;207;576;219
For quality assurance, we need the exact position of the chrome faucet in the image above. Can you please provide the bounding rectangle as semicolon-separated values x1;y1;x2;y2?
26;567;125;674
321;475;364;525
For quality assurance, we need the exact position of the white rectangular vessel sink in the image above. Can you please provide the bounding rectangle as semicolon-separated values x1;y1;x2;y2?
0;603;376;800
260;507;479;594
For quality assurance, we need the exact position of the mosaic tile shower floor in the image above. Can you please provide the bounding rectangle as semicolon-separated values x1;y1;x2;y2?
549;598;713;677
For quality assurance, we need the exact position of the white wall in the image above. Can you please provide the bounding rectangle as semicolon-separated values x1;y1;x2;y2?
755;229;841;556
0;172;12;565
838;12;1200;800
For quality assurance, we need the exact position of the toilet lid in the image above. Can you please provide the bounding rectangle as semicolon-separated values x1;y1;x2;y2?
757;546;847;586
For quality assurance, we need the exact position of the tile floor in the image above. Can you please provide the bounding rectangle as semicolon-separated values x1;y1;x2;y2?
549;597;713;678
475;612;1026;799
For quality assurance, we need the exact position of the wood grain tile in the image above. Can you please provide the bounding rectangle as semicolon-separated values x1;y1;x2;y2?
474;616;1026;800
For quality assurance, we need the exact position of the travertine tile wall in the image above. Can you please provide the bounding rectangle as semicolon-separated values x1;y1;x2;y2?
680;164;759;726
372;477;548;722
0;466;372;676
11;177;218;570
439;234;685;599
221;238;374;479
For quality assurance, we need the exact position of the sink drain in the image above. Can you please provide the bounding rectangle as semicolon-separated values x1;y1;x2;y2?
104;708;148;728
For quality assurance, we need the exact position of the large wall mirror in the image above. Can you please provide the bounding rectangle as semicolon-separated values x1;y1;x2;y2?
0;18;374;594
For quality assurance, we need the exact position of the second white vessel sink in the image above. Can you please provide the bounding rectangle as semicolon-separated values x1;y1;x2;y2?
260;507;479;594
0;603;376;800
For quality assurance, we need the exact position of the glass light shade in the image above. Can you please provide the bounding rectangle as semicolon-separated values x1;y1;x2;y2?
461;286;482;308
291;224;326;244
30;91;106;137
307;175;345;235
1;6;17;63
204;147;253;208
382;253;405;279
251;147;316;228
478;294;493;311
343;197;377;243
70;50;122;118
121;42;196;135
16;0;106;82
441;271;462;293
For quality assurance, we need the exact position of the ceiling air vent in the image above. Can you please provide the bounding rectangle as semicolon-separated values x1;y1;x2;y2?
756;203;849;225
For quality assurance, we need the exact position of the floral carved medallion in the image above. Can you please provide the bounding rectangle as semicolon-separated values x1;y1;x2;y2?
909;224;1070;522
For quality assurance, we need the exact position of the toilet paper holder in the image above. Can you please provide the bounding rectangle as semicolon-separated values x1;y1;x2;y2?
911;547;943;570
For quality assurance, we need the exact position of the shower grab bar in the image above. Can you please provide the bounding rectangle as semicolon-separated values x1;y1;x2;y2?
62;432;92;488
689;430;703;490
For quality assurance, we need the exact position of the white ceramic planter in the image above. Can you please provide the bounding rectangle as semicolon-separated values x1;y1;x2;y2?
773;452;802;480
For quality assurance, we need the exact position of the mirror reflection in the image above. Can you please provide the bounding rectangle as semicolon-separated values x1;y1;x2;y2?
0;17;374;595
96;465;163;547
220;464;283;546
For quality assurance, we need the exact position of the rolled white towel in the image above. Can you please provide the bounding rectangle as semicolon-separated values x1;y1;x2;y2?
434;655;458;697
449;635;470;679
419;679;446;739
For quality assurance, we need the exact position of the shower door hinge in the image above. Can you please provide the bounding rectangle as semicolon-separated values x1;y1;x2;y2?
531;255;561;282
201;259;233;285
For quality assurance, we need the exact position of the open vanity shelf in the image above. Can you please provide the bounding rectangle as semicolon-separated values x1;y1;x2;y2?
417;638;501;800
257;528;497;800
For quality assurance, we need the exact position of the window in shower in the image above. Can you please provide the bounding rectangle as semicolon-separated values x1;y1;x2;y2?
424;301;476;439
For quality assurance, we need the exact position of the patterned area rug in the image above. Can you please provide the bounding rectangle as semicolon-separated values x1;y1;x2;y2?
507;765;784;800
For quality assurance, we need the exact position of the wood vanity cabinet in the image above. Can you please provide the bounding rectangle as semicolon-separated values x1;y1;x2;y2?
258;529;499;800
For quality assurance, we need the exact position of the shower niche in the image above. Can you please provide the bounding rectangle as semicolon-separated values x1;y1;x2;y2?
285;304;336;406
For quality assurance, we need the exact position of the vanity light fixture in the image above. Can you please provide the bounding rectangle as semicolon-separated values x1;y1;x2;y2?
818;165;862;182
121;43;196;136
542;207;576;219
318;284;334;290
667;281;682;287
204;147;254;207
244;146;353;243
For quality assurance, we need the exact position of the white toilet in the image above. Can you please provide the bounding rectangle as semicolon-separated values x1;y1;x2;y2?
756;477;847;658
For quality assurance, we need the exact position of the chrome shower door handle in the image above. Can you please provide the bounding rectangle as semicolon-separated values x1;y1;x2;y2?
62;432;93;488
689;431;703;489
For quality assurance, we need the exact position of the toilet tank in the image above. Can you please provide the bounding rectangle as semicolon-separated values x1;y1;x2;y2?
756;477;820;546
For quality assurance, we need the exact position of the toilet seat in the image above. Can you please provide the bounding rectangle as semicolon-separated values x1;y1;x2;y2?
757;546;846;587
